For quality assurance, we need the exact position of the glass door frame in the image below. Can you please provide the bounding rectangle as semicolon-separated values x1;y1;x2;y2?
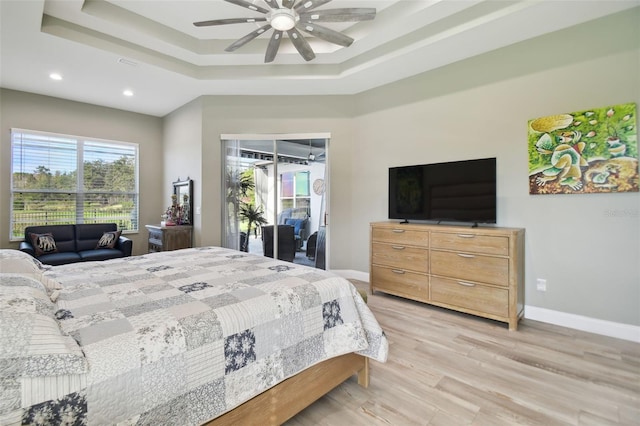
221;132;330;267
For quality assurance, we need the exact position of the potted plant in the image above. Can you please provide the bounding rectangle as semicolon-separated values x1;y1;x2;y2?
238;203;267;252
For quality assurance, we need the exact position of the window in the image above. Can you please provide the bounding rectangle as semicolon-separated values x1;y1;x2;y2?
280;171;310;210
10;129;139;240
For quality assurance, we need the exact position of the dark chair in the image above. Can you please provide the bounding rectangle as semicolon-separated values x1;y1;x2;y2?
284;217;308;250
261;225;296;262
306;231;317;259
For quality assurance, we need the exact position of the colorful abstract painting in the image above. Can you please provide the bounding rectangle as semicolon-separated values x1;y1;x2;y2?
528;102;638;195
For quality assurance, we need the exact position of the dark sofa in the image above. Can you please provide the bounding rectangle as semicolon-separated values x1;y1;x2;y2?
19;223;132;266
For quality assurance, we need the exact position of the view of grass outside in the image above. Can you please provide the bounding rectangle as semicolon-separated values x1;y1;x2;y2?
11;195;137;240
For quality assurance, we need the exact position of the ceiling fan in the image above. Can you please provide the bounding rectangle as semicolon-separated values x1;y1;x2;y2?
194;0;376;63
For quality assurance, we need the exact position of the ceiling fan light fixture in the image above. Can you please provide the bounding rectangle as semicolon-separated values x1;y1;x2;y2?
269;9;297;31
194;1;377;62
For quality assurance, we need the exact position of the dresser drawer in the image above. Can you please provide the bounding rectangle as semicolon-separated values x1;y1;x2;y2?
371;265;429;302
372;243;429;273
431;250;509;286
431;276;509;317
431;232;508;256
371;227;429;247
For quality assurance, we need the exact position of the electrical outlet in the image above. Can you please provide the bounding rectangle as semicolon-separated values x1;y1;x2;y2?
536;278;547;292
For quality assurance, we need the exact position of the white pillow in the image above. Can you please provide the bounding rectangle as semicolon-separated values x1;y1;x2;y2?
0;249;62;291
0;275;88;377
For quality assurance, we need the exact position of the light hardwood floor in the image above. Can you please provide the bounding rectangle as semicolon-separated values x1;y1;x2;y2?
285;280;640;425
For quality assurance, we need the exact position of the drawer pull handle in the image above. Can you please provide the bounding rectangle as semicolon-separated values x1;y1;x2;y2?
457;253;475;258
391;269;405;274
457;281;476;287
391;245;405;250
392;229;405;233
457;234;475;238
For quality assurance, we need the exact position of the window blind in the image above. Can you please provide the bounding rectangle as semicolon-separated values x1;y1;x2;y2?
10;129;139;240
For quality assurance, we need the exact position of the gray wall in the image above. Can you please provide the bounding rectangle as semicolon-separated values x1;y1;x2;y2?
163;98;204;246
0;89;164;255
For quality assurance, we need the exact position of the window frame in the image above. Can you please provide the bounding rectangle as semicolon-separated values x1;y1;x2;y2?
10;128;139;241
279;170;310;210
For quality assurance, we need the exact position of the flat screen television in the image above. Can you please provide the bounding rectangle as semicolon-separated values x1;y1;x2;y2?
388;157;497;224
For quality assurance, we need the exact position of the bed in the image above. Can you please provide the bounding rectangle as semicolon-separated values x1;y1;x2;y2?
0;247;388;425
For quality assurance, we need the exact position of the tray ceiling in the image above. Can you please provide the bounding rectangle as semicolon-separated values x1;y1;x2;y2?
1;0;637;116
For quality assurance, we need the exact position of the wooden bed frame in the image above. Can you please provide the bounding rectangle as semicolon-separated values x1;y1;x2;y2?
205;353;369;425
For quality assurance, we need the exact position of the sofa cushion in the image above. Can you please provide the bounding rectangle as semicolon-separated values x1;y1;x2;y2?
24;225;76;254
37;252;83;266
29;233;58;257
75;223;118;252
96;230;121;249
79;249;125;262
284;218;306;237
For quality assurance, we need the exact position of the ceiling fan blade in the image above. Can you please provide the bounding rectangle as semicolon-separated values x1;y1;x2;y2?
225;24;272;52
299;8;376;23
294;0;332;13
297;22;353;47
282;0;295;8
286;28;315;61
224;0;270;14
194;17;267;27
265;30;283;63
263;0;279;8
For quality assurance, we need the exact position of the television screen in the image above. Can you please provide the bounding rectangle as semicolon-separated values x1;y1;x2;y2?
389;158;497;224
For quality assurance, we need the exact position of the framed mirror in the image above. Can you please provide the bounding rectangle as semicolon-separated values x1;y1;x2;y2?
173;177;193;225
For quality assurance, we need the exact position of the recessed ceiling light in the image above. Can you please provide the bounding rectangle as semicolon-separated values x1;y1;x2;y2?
123;89;134;97
49;73;62;81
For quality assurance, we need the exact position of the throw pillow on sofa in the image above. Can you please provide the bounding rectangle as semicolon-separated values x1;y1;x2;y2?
284;218;305;236
96;230;121;249
29;232;58;257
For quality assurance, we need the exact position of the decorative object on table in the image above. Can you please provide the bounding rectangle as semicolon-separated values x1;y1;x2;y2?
528;102;638;194
163;193;188;225
162;177;193;225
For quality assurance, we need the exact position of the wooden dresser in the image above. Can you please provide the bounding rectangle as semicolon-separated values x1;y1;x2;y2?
145;224;192;253
370;221;524;330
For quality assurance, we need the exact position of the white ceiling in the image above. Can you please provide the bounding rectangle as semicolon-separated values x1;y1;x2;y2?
1;0;638;117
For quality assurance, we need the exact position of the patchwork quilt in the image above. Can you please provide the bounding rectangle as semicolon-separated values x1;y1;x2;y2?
0;247;388;425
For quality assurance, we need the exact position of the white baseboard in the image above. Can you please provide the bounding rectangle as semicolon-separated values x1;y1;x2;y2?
331;270;640;343
525;306;640;343
331;269;370;283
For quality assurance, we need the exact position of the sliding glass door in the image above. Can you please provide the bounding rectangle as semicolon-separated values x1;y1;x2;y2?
222;134;328;269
